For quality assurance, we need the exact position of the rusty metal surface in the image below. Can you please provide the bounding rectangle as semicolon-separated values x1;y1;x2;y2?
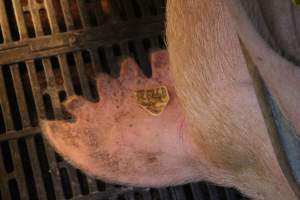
0;0;246;199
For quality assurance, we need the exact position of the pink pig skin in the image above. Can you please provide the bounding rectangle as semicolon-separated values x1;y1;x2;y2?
40;50;208;187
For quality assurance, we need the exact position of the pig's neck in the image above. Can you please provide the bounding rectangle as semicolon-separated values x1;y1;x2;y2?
166;0;299;199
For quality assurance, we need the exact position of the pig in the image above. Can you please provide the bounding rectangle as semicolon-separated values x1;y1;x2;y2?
40;0;300;200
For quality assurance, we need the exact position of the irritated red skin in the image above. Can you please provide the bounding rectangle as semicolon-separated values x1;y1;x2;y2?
40;51;206;187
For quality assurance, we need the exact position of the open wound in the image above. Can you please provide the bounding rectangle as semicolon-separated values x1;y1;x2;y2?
135;86;170;116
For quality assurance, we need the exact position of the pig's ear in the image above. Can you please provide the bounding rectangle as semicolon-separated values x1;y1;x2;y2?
118;57;145;82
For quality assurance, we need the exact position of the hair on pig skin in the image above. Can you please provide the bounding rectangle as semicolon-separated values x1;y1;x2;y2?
166;0;297;199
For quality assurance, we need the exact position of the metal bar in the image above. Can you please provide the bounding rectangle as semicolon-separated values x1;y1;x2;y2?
42;58;62;118
0;67;14;131
124;191;135;200
28;0;44;37
57;161;82;196
0;146;6;174
76;0;90;27
58;54;75;96
0;146;10;200
43;0;60;33
225;188;238;200
42;138;64;199
10;140;28;200
207;184;219;200
190;183;205;200
0;183;10;200
0;18;164;65
74;187;133;200
94;0;105;25
74;51;92;99
104;183;116;192
63;165;82;197
89;47;103;73
158;188;171;200
104;46;118;76
10;64;31;128
25;60;46;119
86;177;98;194
140;190;152;200
12;0;28;39
25;137;48;200
149;37;160;50
0;0;12;42
0;127;40;142
169;186;187;200
59;0;75;31
132;39;150;75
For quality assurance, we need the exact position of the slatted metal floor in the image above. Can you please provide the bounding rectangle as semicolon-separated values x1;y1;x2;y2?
0;0;248;199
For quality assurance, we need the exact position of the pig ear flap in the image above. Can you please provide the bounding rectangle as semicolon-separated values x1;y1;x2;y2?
118;57;145;82
150;50;170;80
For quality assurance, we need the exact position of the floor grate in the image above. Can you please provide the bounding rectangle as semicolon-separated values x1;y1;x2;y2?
0;0;248;199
